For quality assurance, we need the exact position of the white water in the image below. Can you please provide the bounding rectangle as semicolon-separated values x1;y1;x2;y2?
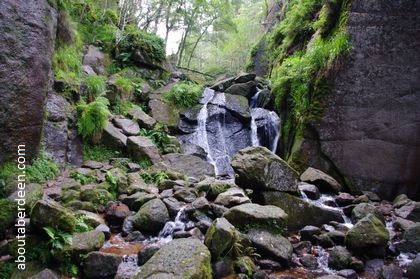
251;116;260;146
157;206;188;242
196;88;217;172
250;88;261;108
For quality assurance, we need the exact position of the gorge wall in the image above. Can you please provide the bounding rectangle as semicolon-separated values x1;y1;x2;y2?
0;0;57;162
313;0;420;199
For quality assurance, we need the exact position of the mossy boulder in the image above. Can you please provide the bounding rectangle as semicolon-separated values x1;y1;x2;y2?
0;199;15;233
80;188;114;206
345;214;389;250
133;199;169;234
134;238;212;279
83;251;123;279
231;146;299;193
352;203;384;224
247;229;292;265
8;183;43;210
223;203;287;233
10;261;44;279
400;223;420;253
204;218;236;259
263;191;344;231
70;230;105;258
328;246;352;270
31;198;77;232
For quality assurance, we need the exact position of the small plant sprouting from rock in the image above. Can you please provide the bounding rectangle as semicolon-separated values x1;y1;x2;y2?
224;231;260;260
141;170;169;184
43;226;72;252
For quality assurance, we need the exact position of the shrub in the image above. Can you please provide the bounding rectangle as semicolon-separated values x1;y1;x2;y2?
114;76;134;96
26;153;60;184
164;81;203;108
76;97;111;143
85;75;107;102
139;124;171;151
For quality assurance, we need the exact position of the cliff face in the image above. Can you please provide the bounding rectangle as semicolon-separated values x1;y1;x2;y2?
313;0;420;199
0;0;57;162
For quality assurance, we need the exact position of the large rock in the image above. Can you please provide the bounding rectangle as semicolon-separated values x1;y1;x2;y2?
0;0;57;162
31;198;77;232
263;192;344;231
310;0;420;199
134;238;212;279
113;118;140;136
149;99;179;128
71;230;105;255
204;217;236;259
83;45;107;75
214;187;251;207
132;199;169;234
352;203;385;224
231;146;299;193
247;229;292;265
407;253;420;279
160;153;215;178
345;214;389;250
395;201;420;222
127;136;162;164
102;121;127;150
400;223;420;253
128;106;156;129
328;246;352;270
300;167;342;193
225;81;257;99
83;251;122;279
223;203;288;233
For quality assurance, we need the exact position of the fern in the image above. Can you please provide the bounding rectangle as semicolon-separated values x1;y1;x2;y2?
76;97;111;143
85;75;106;102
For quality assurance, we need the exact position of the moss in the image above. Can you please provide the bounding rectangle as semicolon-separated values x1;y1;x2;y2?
0;261;15;279
0;199;15;232
80;189;114;206
0;162;15;198
26;153;59;184
83;143;122;162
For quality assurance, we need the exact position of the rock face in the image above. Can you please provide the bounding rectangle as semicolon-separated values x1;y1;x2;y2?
311;0;420;199
231;146;299;193
159;153;215;178
135;238;212;279
0;0;57;162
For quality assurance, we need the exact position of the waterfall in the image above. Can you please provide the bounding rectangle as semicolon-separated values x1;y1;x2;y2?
250;107;280;153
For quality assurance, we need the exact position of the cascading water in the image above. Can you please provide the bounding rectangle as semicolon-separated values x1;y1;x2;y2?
157;206;190;242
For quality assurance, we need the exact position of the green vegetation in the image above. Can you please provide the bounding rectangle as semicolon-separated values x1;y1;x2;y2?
0;162;15;198
70;171;96;185
74;215;93;233
53;44;83;84
0;262;15;279
139;124;171;151
0;199;15;232
85;75;107;102
141;170;169;184
83;143;122;162
114;76;135;96
111;100;133;116
27;153;60;184
105;171;118;198
44;226;72;251
76;97;111;143
164;81;202;108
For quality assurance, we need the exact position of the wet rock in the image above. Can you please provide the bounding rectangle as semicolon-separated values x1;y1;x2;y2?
234;256;256;276
204;218;236;259
28;268;59;279
254;89;273;109
349;258;364;273
263;192;344;231
407;253;420;279
353;194;370;204
365;259;385;278
95;224;111;239
163;197;186;217
133;199;170;234
31;198;77;232
83;251;123;279
328;246;352;270
131;193;157;211
134;238;212;278
213;259;234;278
138;244;161;265
345;214;389;253
300;254;318;269
234;73;256;83
362;191;381;202
71;230;105;255
180;144;207;159
83;45;107;75
173;188;198;203
126;231;146;242
400;223;420;253
393;216;415;231
393;194;411;208
337;269;357;279
211;204;229;217
105;202;131;227
113;118;140;136
214;187;251;207
206;182;233;200
128;106;156;129
298;182;320;200
336;193;355;206
300;167;342;194
351;203;385;224
223;203;288;233
115;255;138;279
300;226;321;242
232;146;299;193
380;264;403;279
211;77;235;91
293;241;312;256
247;229;293;266
102;121;127;150
160;153;215;178
127;136;162;164
316;233;335;248
395;201;420;222
192;197;210;211
225;81;257;99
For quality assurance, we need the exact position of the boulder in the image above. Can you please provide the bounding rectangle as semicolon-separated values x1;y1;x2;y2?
138;244;161;265
393;194;411;208
263;192;344;231
80;188;114;206
128;106;156;129
204;218;236;259
8;183;43;210
300;254;318;270
352;203;385;224
400;223;420;253
0;0;57;163
127;136;162;164
328;246;352;270
380;264;403;279
133;199;169;234
71;230;105;255
225;81;257;99
113;118;140;136
83;45;107;75
83;251;122;279
173;188;198;203
211;77;235;91
77;210;105;227
31;198;77;232
129;192;157;211
160;153;215;178
214;187;251;207
223;203;288;233
210;93;251;121
247;229;292;265
407;253;420;279
395;201;420;222
104;202;131;226
149;99;179;128
134;238;212;279
336;192;355;206
298;182;320;200
234;73;256;83
345;214;389;250
231;146;299;193
27;269;59;279
102;121;127;150
300;167;342;193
